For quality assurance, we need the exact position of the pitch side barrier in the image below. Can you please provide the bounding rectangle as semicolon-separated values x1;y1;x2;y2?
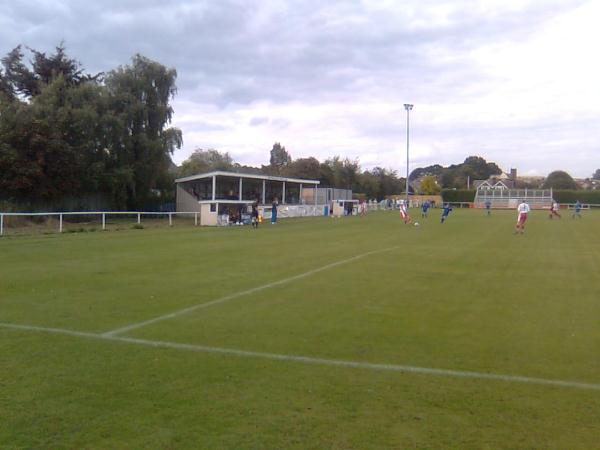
564;203;596;210
472;203;599;210
0;211;201;236
474;188;553;210
444;202;600;210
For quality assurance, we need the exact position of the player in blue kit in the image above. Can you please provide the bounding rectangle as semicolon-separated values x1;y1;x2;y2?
485;199;492;216
572;200;582;219
421;200;430;218
440;203;452;223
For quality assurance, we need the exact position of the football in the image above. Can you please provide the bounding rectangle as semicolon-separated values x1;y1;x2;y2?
414;222;420;226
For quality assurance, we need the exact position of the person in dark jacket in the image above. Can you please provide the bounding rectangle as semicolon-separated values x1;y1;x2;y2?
251;200;259;228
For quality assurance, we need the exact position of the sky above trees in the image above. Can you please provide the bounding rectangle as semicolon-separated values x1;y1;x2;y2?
1;0;599;177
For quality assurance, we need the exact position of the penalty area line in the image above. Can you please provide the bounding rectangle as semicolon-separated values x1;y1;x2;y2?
2;321;600;392
101;245;401;337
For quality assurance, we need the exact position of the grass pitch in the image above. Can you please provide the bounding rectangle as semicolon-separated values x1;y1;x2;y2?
1;209;599;449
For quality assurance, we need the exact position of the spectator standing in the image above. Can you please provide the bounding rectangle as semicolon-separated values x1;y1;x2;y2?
271;198;278;224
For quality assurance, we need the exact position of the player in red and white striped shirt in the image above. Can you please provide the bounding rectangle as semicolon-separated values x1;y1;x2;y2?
515;200;530;234
399;200;411;224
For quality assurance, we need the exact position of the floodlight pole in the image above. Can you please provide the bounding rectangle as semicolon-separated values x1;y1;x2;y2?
404;103;413;205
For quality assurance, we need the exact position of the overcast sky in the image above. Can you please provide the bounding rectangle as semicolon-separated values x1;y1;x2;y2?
2;0;599;177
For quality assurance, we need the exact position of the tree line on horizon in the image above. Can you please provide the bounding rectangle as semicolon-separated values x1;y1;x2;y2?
177;146;596;198
179;145;508;199
1;45;596;211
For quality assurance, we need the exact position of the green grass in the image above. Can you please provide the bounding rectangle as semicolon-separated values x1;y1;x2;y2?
1;209;600;449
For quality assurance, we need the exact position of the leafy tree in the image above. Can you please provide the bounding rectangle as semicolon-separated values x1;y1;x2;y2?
0;72;110;204
419;175;441;194
231;163;263;175
104;54;182;208
1;44;101;99
593;169;600;180
357;171;380;199
414;156;502;188
409;164;444;181
323;156;360;190
268;142;292;174
178;149;233;177
461;156;502;180
0;68;14;101
283;157;321;180
543;170;578;190
440;168;463;189
355;167;406;200
0;45;181;209
1;46;37;98
317;162;335;187
369;167;404;198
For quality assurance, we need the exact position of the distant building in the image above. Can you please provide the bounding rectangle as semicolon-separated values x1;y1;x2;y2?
575;178;600;190
174;170;353;225
473;168;518;190
175;171;320;225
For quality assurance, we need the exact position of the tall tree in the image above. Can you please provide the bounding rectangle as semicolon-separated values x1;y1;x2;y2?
0;45;109;205
317;162;335;187
268;142;292;174
357;171;380;199
323;156;360;190
0;68;14;101
409;164;444;181
543;170;578;190
178;149;233;177
105;54;182;208
413;156;502;188
283;157;321;180
460;156;502;180
419;175;441;194
0;45;182;209
367;167;404;198
592;169;600;180
1;44;101;99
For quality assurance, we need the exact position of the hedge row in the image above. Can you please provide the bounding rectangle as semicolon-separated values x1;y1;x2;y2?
440;189;476;203
553;190;600;204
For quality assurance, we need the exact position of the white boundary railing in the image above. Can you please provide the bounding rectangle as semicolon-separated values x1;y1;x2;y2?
0;211;201;236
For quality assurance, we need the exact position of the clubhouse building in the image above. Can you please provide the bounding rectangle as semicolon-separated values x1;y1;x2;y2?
175;171;328;225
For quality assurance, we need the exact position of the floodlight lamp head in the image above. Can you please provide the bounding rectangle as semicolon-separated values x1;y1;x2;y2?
404;104;413;111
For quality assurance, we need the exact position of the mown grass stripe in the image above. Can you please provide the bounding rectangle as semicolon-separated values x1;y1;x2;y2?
3;321;600;392
101;245;401;337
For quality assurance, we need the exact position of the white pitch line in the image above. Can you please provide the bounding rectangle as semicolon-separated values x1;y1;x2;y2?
2;321;600;392
102;245;401;337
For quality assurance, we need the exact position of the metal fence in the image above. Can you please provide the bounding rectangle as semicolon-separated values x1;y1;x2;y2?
0;211;201;236
474;188;554;209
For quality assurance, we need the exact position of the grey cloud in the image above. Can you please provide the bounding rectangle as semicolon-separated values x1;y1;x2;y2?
1;0;596;177
248;116;290;129
180;121;227;132
2;0;583;106
250;117;269;127
249;117;268;126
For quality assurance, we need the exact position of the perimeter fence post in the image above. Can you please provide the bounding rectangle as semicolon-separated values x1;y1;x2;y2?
102;213;106;230
137;213;141;224
169;213;173;227
0;213;3;236
194;212;198;226
59;214;63;233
